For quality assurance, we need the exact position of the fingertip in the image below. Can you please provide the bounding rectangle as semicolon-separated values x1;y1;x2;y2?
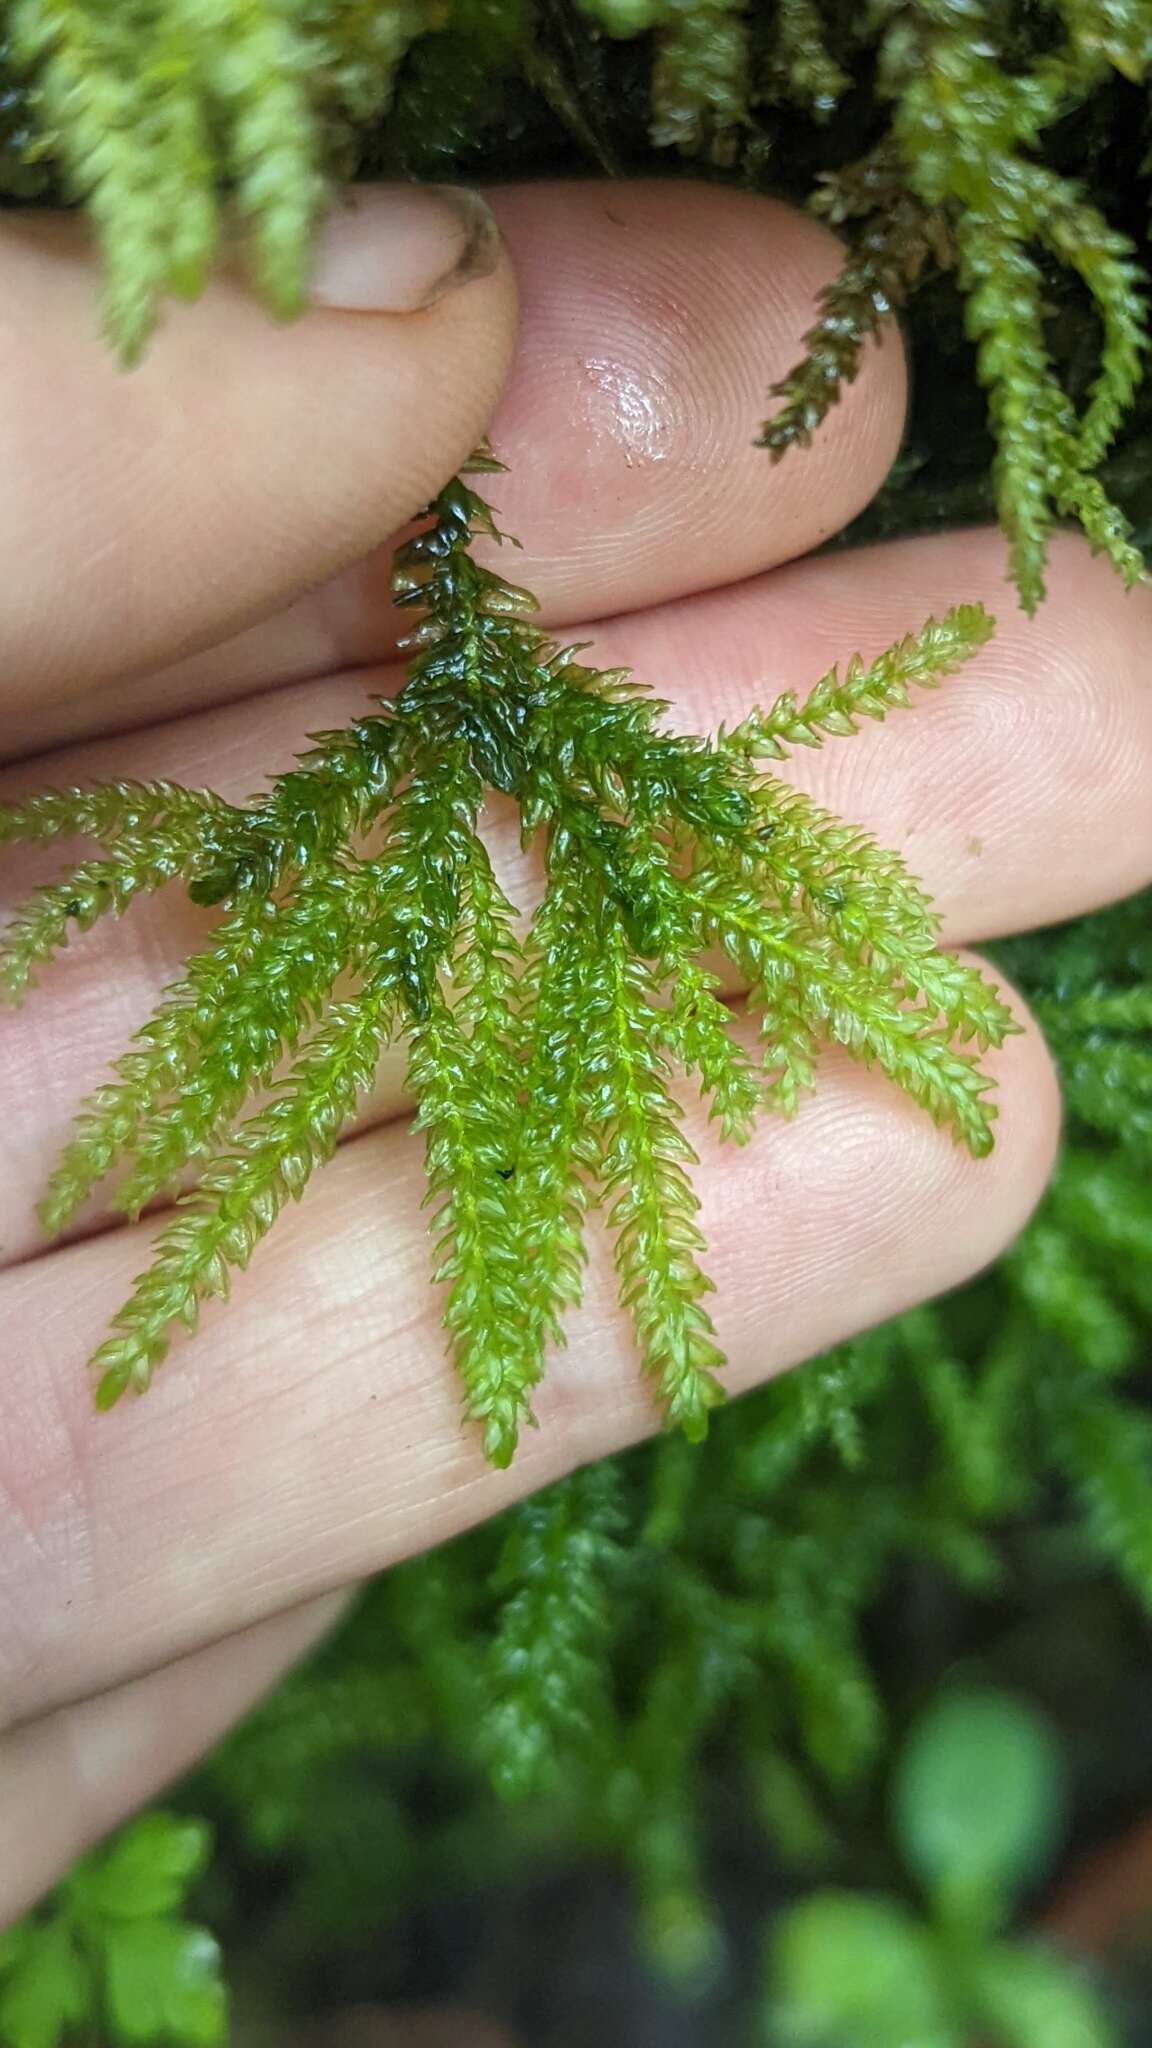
0;202;519;735
479;181;908;618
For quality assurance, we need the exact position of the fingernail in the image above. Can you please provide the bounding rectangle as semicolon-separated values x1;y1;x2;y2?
309;185;501;313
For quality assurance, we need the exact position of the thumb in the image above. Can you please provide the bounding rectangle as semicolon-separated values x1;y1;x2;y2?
0;185;517;742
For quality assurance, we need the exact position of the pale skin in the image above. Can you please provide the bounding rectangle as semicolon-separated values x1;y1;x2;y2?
1;179;1152;1925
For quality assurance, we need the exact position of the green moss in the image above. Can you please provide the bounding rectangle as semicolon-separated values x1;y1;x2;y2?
1;459;1003;1463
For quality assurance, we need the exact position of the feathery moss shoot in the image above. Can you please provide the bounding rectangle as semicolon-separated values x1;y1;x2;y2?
0;453;1011;1467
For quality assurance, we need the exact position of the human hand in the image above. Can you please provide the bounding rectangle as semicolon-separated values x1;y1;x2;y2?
1;180;1150;1920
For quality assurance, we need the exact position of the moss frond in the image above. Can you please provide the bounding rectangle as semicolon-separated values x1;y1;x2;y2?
0;779;231;849
592;916;728;1441
514;873;603;1351
195;0;328;318
1049;1385;1152;1599
37;904;271;1236
764;0;848;113
10;0;217;357
1023;170;1149;471
657;957;763;1141
954;198;1146;606
687;785;1012;1150
957;221;1064;609
110;871;364;1219
759;159;945;456
648;0;751;160
3;457;1006;1458
411;975;541;1469
1046;0;1152;79
880;0;1148;606
0;840;193;1002
482;1464;626;1798
8;0;331;354
88;986;394;1407
1008;1218;1139;1375
0;775;240;1005
303;0;434;130
729;603;994;757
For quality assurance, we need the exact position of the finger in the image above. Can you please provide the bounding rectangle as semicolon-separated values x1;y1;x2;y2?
1;183;907;758
0;1594;346;1924
3;528;1149;1265
477;181;908;617
0;187;517;755
0;983;1058;1725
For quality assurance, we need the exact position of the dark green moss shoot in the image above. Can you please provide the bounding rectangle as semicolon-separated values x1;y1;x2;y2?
0;452;1011;1468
